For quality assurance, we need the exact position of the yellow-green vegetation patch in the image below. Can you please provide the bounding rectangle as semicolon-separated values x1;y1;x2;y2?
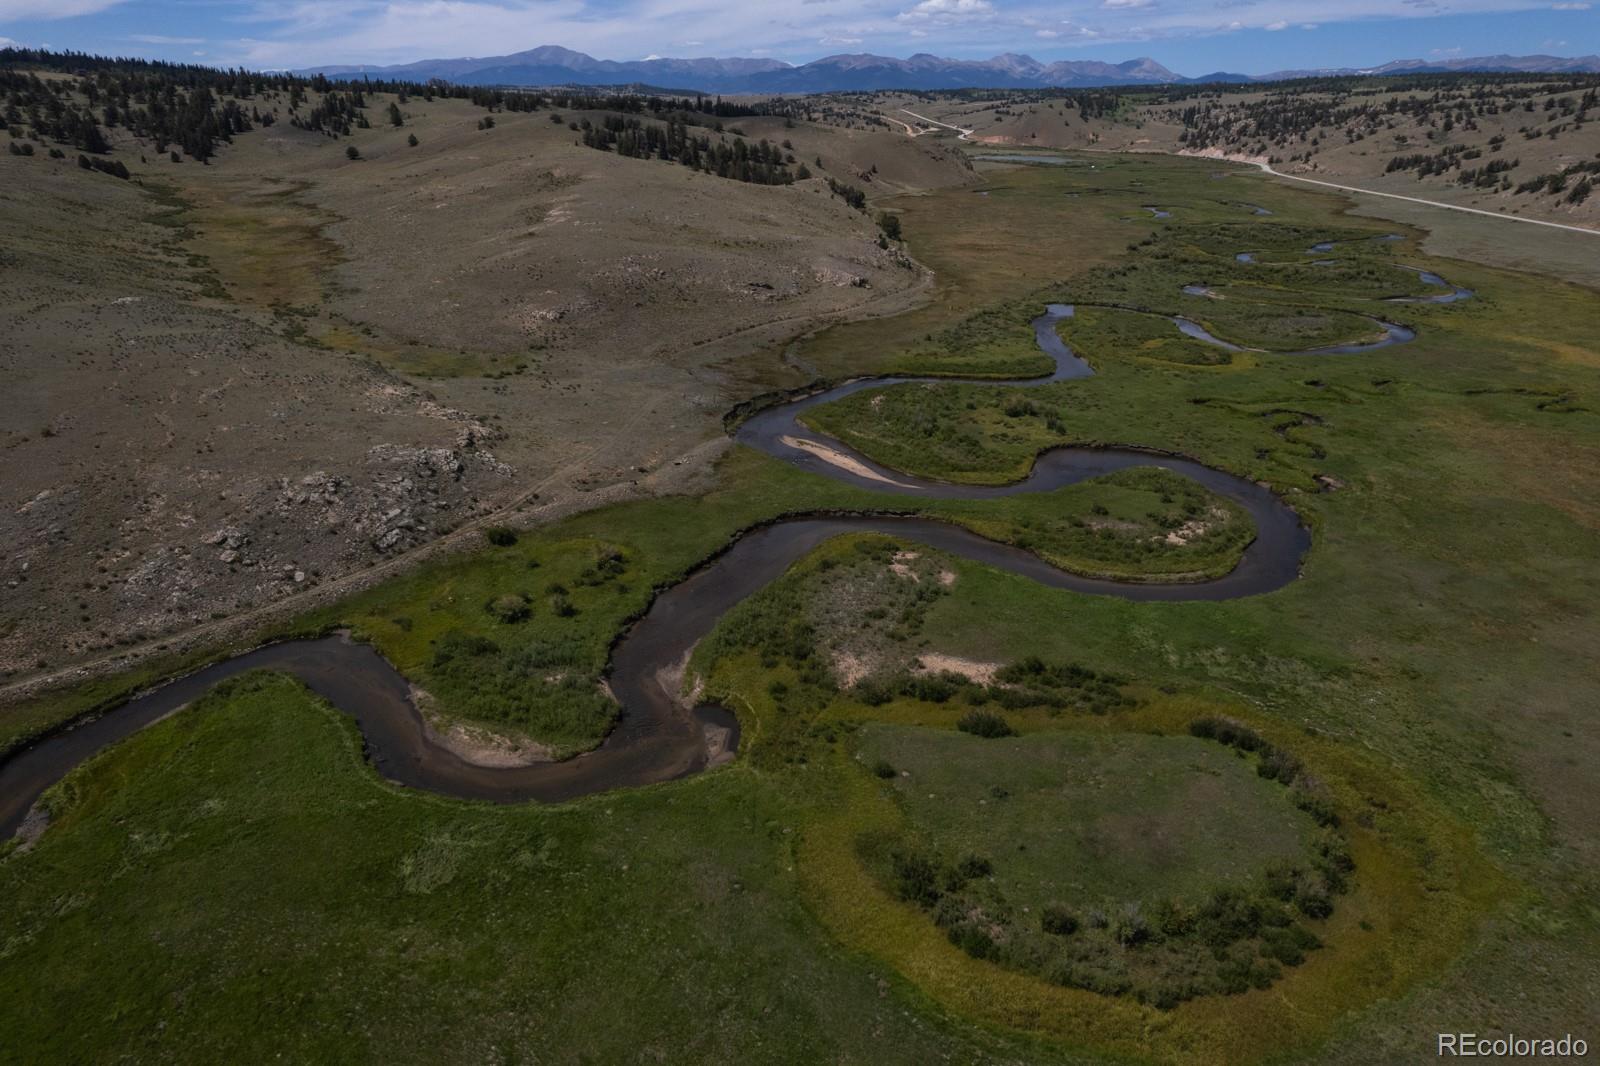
690;535;952;763
1188;304;1387;353
315;325;532;379
791;161;1170;381
803;383;1080;484
935;468;1256;581
326;533;643;756
179;176;342;309
690;535;1146;768
793;696;1503;1065
1064;306;1235;367
856;722;1339;1008
1173;222;1380;264
881;295;1056;378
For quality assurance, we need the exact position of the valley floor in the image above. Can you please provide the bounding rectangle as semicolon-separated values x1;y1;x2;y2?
3;137;1598;1064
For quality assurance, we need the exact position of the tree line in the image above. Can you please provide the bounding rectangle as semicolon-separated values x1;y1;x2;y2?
577;112;799;185
2;47;812;166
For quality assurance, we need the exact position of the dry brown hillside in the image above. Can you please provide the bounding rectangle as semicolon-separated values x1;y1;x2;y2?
0;86;971;678
856;81;1600;227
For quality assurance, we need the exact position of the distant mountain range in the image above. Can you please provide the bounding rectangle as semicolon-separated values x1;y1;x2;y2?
1258;53;1600;81
300;46;1600;93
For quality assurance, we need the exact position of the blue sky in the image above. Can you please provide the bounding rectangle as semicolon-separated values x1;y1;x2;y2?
0;0;1595;74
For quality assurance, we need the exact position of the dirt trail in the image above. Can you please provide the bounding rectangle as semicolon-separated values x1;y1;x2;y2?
900;109;974;141
1179;148;1600;238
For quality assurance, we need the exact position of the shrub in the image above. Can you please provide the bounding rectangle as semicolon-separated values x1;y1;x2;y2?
1293;874;1334;919
486;593;531;624
1112;903;1150;947
890;850;942;907
1313;828;1355;891
1257;746;1303;783
425;629;615;744
345;145;360;160
1290;775;1340;827
1041;903;1079;936
1217;956;1279;994
948;922;997;960
954;853;992;880
1149;983;1186;1011
1188;715;1265;751
1262;859;1300;902
407;133;419;147
931;895;966;929
1195;888;1263;949
431;630;498;667
1149;897;1194;938
76;153;128;178
902;674;959;703
872;759;897;779
956;709;1015;738
483;526;518;547
1261;924;1321;966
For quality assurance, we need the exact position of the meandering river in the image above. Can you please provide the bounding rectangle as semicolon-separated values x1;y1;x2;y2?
0;250;1471;835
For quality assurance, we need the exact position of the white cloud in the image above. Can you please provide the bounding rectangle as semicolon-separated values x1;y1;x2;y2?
1265;19;1287;29
818;34;863;44
1036;27;1059;36
0;0;126;18
130;34;207;45
1551;2;1589;9
1101;0;1153;8
912;0;991;10
897;0;996;21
